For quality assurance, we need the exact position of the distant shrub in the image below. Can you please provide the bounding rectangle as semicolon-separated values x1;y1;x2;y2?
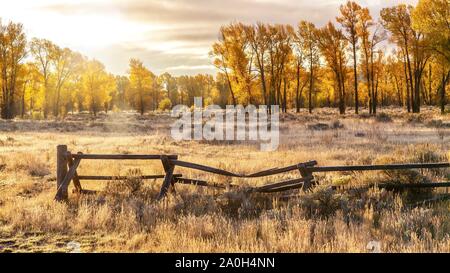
319;132;335;145
10;154;50;177
359;113;371;119
406;113;429;124
307;123;330;130
158;98;172;111
376;112;392;123
112;105;121;113
427;119;443;128
0;156;6;172
32;111;44;120
331;119;344;129
204;97;214;107
367;124;388;142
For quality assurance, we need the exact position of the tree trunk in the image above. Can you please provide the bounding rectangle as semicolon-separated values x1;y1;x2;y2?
21;89;25;118
338;73;345;115
370;50;375;115
352;43;358;114
54;86;61;118
309;56;313;114
394;74;402;106
413;70;421;113
43;78;49;118
365;61;371;115
402;54;411;113
295;62;300;113
140;94;144;115
374;69;380;114
404;41;415;113
283;77;287;113
224;67;236;105
441;71;449;114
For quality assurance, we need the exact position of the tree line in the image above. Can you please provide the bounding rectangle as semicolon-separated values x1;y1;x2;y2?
210;0;449;115
0;0;449;120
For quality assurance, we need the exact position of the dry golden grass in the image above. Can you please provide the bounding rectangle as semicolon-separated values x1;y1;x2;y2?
0;107;449;253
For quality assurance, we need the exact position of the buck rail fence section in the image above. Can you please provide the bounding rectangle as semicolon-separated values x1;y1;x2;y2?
55;145;450;201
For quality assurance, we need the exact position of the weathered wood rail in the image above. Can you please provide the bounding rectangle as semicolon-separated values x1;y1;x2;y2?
55;145;450;201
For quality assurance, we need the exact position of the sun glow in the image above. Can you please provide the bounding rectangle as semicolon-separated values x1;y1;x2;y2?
2;1;157;49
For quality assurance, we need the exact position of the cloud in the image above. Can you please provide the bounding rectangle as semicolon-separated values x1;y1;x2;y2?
166;65;216;71
155;28;219;44
88;42;214;76
39;0;350;31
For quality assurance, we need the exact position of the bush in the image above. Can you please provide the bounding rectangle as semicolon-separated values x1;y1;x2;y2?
297;186;345;219
331;119;344;129
406;113;428;124
158;98;172;111
104;169;145;197
376;112;392;123
307;123;330;130
204;97;214;107
10;154;50;177
373;144;447;203
359;113;371;119
32;111;44;120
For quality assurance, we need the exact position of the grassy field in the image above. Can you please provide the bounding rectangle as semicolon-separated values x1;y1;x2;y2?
0;107;449;253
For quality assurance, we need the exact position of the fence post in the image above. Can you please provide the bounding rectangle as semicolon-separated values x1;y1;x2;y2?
55;145;68;201
157;155;176;200
67;152;83;194
298;161;316;192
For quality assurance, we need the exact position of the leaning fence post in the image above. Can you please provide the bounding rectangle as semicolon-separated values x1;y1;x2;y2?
67;152;83;194
55;145;68;201
298;161;317;192
157;155;176;200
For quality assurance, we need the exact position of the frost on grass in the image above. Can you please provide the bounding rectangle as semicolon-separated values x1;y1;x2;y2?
0;108;449;252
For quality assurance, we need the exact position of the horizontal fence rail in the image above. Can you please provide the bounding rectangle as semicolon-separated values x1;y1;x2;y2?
252;177;310;193
247;161;318;178
171;160;318;178
171;160;244;177
174;177;230;189
77;174;183;180
332;182;450;192
310;163;450;172
378;182;450;189
71;154;178;160
55;145;450;202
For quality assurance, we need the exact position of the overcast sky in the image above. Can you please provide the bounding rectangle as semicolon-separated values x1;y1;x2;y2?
1;0;417;76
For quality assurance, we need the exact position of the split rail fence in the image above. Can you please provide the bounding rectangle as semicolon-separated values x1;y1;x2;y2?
55;145;450;201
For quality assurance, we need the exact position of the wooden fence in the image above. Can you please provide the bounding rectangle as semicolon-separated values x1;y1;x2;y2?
55;145;450;201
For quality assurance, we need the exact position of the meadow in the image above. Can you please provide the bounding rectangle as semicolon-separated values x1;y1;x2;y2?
0;107;449;253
